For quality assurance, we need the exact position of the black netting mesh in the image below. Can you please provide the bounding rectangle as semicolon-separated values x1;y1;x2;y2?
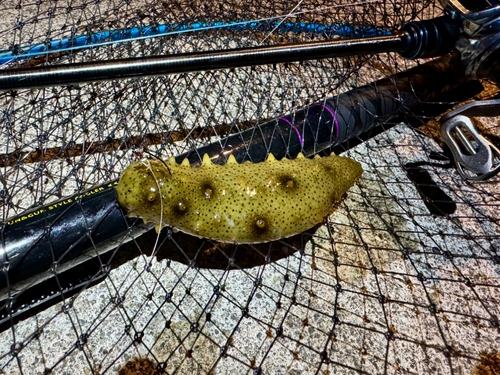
1;1;500;374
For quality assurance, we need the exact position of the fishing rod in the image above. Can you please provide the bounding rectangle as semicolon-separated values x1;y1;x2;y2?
0;15;459;91
0;2;497;89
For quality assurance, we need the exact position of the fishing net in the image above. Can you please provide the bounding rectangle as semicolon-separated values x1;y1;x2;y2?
1;0;500;374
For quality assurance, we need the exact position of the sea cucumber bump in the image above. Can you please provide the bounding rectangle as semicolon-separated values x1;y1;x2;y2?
202;154;214;167
167;156;177;166
115;152;363;244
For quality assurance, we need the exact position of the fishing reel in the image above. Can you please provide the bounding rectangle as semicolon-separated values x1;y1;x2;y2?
440;0;500;85
435;0;500;180
397;0;500;180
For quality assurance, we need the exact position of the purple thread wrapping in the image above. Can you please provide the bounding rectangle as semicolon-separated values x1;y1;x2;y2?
279;117;304;146
311;103;339;139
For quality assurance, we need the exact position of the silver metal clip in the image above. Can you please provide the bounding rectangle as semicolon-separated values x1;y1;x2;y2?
440;106;500;181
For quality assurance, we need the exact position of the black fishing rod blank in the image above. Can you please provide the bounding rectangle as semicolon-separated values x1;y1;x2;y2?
0;16;458;91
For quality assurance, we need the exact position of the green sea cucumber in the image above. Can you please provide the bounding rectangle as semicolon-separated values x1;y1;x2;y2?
116;153;363;244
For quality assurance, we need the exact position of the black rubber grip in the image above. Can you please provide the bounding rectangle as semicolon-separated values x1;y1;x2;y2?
0;183;152;300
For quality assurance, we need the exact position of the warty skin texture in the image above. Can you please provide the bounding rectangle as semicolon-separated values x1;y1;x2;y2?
115;153;363;244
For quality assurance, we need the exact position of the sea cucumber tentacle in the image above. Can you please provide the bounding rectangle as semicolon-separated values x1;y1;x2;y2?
115;152;363;244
